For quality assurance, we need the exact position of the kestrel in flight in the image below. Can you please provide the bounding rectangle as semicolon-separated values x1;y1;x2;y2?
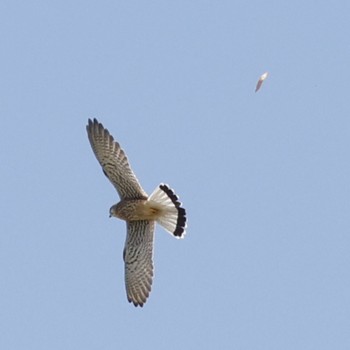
86;118;187;307
255;71;269;92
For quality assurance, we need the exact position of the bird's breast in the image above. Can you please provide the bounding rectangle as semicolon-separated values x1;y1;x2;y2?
111;199;159;221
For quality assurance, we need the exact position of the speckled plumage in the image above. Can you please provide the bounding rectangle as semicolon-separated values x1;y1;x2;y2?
86;118;186;307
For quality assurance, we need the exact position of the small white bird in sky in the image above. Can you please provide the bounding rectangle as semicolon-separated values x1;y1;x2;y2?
255;71;269;92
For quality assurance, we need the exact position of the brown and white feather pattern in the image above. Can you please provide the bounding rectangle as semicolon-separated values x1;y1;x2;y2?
86;118;148;199
86;118;187;307
124;220;155;307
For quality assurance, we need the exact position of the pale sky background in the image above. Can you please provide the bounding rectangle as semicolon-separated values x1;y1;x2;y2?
1;1;350;349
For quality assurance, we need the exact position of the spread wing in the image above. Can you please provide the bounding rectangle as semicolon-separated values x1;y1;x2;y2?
124;220;155;307
86;118;148;199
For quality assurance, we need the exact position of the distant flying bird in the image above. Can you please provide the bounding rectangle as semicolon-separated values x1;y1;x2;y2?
255;71;269;92
86;118;187;307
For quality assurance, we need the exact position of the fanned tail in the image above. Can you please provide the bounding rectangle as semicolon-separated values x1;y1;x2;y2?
148;184;187;238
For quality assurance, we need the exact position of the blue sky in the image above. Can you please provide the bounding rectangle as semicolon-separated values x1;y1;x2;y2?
1;1;350;349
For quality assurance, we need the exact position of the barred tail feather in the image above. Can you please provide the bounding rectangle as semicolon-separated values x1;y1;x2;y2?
148;184;187;238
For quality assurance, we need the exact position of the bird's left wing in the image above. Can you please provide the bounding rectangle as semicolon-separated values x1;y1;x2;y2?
123;220;155;307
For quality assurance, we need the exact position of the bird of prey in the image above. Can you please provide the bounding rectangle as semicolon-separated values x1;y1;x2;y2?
255;71;269;92
86;118;187;307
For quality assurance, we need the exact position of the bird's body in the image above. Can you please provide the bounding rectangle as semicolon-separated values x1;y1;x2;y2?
86;118;186;307
255;71;269;92
110;199;153;221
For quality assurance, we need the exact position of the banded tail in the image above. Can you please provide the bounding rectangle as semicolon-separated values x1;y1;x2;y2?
148;184;187;238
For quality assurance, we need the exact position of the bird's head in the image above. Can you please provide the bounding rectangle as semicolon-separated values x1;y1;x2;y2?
109;204;118;218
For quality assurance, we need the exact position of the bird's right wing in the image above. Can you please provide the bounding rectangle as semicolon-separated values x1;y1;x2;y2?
86;118;148;199
124;220;155;307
